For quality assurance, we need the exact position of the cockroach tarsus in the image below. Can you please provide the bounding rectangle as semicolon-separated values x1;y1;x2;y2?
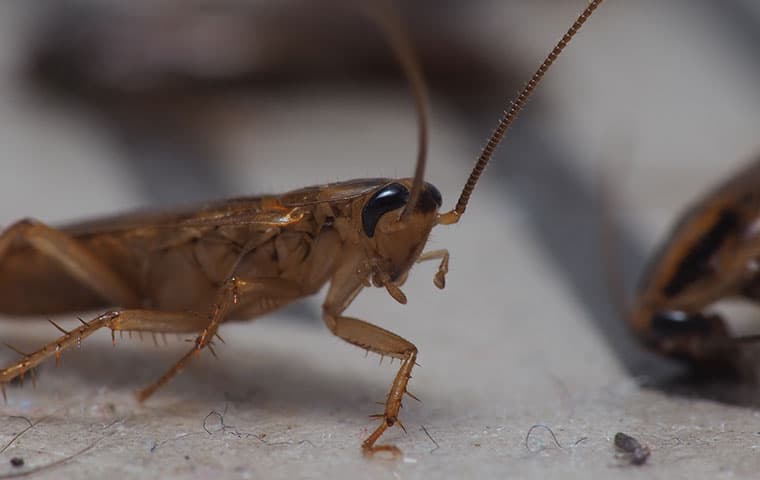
613;432;650;466
629;158;760;373
0;1;605;454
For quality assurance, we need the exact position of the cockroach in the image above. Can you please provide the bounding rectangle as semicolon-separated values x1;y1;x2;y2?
613;432;650;466
0;1;604;453
630;158;760;372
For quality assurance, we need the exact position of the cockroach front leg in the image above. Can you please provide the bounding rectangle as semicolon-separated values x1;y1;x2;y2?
323;308;417;455
322;268;418;455
0;219;140;306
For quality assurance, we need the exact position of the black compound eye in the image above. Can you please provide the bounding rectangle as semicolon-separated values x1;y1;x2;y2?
362;183;409;237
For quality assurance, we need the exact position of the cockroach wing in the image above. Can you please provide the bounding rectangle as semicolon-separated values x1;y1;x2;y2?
63;197;305;235
169;207;306;228
279;178;390;206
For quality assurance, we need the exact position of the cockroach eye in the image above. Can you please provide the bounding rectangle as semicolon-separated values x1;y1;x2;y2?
362;183;409;237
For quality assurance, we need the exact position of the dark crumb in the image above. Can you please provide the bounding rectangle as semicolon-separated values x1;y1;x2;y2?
473;443;481;447
614;432;650;466
10;457;24;467
184;455;190;461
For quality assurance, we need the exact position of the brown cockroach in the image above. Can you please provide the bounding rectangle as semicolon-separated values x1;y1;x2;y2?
0;1;604;453
631;158;760;372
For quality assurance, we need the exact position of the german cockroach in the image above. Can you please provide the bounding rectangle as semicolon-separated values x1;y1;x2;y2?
0;1;604;453
631;157;760;372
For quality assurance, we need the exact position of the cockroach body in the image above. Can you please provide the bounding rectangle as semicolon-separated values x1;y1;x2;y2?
0;1;605;453
631;159;760;370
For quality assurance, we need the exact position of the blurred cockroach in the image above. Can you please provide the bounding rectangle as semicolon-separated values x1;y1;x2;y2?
0;1;604;453
631;158;760;372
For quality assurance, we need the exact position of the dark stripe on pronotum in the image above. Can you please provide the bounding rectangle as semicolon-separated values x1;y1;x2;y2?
663;210;739;297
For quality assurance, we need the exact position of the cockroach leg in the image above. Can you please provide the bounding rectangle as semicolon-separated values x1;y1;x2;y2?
137;277;304;401
0;218;140;307
0;309;208;387
416;249;449;289
318;262;425;453
322;307;418;454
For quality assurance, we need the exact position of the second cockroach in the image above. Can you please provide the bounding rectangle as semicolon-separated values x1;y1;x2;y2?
0;1;605;453
631;157;760;373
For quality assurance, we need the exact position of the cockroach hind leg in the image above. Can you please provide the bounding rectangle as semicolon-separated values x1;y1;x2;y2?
0;309;207;396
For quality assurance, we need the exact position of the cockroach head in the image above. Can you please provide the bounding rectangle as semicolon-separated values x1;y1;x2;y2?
353;0;604;292
359;179;442;284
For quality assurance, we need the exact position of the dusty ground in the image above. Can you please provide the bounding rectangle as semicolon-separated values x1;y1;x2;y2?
2;1;760;479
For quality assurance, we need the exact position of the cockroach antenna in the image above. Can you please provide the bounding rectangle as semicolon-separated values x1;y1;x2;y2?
439;0;605;225
361;0;430;219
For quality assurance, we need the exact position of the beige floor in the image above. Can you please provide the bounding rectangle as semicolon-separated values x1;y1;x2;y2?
2;1;760;479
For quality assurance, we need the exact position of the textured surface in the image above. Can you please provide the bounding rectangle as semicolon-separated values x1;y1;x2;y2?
2;1;760;479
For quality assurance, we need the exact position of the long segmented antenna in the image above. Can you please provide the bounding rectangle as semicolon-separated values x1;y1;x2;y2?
440;0;604;225
362;0;430;219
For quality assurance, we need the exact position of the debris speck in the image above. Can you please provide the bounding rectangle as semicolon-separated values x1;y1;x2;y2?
614;432;650;466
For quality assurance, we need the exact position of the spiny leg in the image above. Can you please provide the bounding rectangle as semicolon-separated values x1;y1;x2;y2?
135;276;239;401
320;262;424;455
323;308;418;455
0;309;209;397
0;218;139;306
136;277;304;401
322;266;417;454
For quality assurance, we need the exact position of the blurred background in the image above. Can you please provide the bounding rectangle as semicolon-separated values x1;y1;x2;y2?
2;0;760;477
